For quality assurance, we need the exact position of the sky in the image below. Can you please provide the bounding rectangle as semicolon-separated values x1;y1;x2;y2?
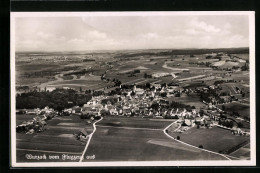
14;14;249;52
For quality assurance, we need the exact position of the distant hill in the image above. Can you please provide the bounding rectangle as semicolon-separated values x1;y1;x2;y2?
16;47;249;58
113;47;249;59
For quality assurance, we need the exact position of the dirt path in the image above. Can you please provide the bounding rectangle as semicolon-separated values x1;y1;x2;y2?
79;117;103;162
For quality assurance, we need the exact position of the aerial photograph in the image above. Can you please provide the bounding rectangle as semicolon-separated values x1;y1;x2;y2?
11;12;254;166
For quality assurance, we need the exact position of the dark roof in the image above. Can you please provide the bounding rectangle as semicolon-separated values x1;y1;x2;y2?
80;129;88;136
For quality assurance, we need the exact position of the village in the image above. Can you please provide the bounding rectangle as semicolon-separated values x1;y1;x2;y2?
16;79;250;138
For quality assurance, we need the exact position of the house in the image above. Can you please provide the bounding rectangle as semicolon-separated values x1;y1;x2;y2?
231;126;242;135
110;108;118;115
135;88;144;95
64;108;72;114
123;108;132;116
40;106;54;114
192;109;197;115
77;129;88;142
16;109;27;114
72;106;81;114
194;117;204;124
82;104;92;111
181;120;189;126
184;119;194;127
27;109;38;115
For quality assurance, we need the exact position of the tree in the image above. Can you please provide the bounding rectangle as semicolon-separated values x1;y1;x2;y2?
134;69;140;73
161;83;167;87
145;82;151;89
222;105;226;110
151;102;160;110
123;92;127;97
232;111;240;117
238;122;244;128
199;110;204;116
131;91;135;96
56;105;63;112
175;93;180;97
241;63;249;71
176;136;180;140
228;121;234;128
113;79;121;87
100;109;110;117
161;92;167;97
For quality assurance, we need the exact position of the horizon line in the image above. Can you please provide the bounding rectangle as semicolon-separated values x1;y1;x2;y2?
15;47;249;54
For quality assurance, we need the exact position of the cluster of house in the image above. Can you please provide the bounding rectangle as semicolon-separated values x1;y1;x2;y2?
78;82;238;121
63;106;82;115
79;84;202;119
16;107;57;134
231;126;249;136
202;106;250;136
98;83;247;136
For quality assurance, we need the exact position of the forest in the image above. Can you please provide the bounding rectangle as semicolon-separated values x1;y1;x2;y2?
16;88;92;111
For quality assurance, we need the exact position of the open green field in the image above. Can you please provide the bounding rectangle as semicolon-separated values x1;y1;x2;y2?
231;54;249;60
217;102;250;118
83;117;228;161
37;73;112;91
16;115;91;162
97;117;174;129
170;127;249;155
229;143;250;160
167;93;206;110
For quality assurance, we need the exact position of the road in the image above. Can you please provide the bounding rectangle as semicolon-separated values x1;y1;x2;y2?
81;117;229;161
163;121;230;160
79;117;103;162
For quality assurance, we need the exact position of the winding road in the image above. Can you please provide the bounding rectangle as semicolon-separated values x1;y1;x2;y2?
163;121;231;160
79;117;103;162
80;117;231;161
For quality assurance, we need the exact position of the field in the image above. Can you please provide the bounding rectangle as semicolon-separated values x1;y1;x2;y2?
167;93;206;110
16;116;229;162
16;115;92;162
83;117;228;161
229;143;250;160
217;102;250;118
231;54;249;60
169;127;250;154
97;117;173;129
16;51;250;94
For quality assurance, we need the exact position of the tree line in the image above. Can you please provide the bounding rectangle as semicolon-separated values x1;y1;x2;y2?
16;88;92;111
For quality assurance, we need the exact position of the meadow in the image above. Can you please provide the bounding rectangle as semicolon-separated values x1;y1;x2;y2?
218;102;250;118
170;126;250;154
16;115;92;162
